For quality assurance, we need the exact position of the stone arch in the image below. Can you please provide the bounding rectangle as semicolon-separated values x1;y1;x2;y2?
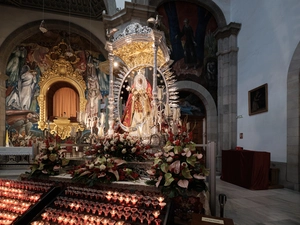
286;41;300;191
176;81;217;144
0;19;106;75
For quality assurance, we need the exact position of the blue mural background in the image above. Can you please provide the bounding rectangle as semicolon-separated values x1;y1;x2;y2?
5;32;108;146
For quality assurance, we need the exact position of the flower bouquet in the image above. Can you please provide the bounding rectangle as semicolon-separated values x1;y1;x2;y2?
94;133;150;161
146;126;209;198
70;155;139;186
69;132;149;185
30;141;69;177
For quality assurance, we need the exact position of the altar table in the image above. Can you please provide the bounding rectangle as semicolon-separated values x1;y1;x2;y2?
0;147;33;164
220;149;270;190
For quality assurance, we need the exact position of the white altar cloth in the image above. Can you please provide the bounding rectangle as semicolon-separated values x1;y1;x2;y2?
0;147;33;155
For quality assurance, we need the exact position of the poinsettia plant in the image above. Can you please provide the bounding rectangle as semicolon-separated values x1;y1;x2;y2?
146;125;209;198
30;140;69;177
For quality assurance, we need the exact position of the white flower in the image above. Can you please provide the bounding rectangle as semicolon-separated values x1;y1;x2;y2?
89;163;94;169
177;179;189;188
48;147;54;151
110;140;115;145
154;152;163;157
163;145;174;152
169;160;181;174
166;157;173;163
147;169;156;176
104;146;108;151
193;174;206;180
194;153;203;159
131;147;137;153
181;162;188;168
182;150;191;157
99;164;106;171
40;155;48;160
122;149;127;154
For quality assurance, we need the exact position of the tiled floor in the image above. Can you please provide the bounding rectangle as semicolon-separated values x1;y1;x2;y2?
216;176;300;225
1;170;300;225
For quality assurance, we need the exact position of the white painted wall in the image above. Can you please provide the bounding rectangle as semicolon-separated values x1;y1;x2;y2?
230;0;300;162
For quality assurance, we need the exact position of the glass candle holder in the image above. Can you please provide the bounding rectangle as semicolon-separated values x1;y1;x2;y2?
131;213;138;222
154;218;162;225
153;210;160;219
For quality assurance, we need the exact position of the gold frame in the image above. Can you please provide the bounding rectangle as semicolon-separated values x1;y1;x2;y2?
37;41;87;139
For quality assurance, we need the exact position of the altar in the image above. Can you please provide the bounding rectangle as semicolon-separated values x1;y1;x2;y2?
0;146;33;165
2;21;213;225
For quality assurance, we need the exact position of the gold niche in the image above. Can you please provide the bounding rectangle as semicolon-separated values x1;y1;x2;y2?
38;40;87;139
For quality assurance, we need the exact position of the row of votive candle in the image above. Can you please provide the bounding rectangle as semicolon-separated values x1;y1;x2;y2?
36;207;162;225
54;196;162;219
0;212;18;224
0;198;32;214
0;179;53;192
64;187;166;208
0;186;41;202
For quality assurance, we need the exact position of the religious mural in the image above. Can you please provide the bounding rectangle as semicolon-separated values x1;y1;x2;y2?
5;31;109;146
157;1;218;103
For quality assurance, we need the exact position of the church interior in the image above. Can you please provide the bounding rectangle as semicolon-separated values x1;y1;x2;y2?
0;0;300;224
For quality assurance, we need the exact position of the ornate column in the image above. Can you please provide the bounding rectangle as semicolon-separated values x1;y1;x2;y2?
106;42;115;136
151;32;162;133
214;22;241;172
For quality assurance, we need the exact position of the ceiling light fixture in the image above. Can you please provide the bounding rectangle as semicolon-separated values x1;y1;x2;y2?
65;0;74;57
39;0;48;33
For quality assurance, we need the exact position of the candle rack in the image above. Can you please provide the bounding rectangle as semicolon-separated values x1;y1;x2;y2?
29;185;170;225
0;179;59;225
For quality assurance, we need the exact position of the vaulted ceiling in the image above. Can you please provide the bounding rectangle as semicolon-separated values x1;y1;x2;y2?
0;0;107;20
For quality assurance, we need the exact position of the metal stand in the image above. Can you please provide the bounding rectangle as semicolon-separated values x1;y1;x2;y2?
219;193;227;218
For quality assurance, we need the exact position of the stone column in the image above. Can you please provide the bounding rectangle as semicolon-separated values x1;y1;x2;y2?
214;22;241;172
0;72;8;146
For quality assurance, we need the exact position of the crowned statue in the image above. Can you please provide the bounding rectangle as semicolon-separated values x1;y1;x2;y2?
122;69;153;137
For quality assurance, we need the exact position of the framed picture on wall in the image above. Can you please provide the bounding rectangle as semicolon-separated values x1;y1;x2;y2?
248;83;268;115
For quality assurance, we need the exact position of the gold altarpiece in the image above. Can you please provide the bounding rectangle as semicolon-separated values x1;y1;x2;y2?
38;41;87;139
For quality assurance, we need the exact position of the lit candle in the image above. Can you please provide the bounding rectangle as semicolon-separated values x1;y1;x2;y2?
177;107;181;120
157;87;163;101
110;209;116;217
173;108;178;121
99;127;104;138
100;113;105;124
164;104;170;117
125;197;130;204
157;196;164;203
153;210;160;218
138;124;143;137
5;130;9;147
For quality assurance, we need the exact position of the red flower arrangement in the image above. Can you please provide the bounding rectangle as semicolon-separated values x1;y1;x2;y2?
70;155;140;186
146;125;208;198
30;139;69;177
70;132;149;186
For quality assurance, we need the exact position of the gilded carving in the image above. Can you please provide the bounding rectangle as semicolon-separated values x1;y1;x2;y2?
38;40;87;139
